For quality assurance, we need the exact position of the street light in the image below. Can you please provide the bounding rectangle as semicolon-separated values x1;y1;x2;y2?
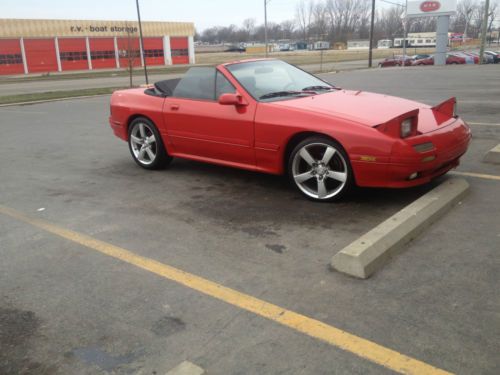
368;0;376;67
402;1;408;67
379;0;408;67
479;0;490;65
136;0;149;84
264;0;270;57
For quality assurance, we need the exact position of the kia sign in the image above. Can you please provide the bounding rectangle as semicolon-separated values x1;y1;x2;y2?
406;0;456;18
420;1;441;12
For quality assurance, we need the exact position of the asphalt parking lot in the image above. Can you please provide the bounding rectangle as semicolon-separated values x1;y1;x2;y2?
1;64;499;374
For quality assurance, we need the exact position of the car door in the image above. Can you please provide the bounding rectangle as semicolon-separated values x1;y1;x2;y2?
163;67;256;166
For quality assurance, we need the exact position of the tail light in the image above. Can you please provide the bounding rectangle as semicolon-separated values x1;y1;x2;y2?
376;109;419;139
401;118;414;138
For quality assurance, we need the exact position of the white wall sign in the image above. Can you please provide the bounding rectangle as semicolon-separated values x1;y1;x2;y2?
406;0;457;18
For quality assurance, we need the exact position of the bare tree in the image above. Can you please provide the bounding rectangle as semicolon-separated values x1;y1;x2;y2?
487;1;498;34
242;18;256;41
280;20;296;40
311;1;329;39
296;0;314;41
377;6;405;40
324;0;370;42
119;25;140;88
355;0;372;39
456;0;478;38
197;0;500;46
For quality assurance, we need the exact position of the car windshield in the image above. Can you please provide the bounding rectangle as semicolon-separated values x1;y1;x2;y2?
226;60;334;102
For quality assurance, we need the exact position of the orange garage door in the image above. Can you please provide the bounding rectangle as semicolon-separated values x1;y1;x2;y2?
117;37;141;68
143;37;164;66
0;39;24;75
170;37;189;65
89;38;117;69
24;38;58;73
58;38;89;71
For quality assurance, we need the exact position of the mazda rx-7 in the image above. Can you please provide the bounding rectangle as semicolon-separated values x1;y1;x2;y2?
109;59;471;201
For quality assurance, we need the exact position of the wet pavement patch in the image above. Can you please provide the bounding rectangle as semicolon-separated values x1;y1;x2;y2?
266;244;286;254
151;316;186;337
70;346;143;372
241;225;279;237
0;307;54;374
0;307;39;347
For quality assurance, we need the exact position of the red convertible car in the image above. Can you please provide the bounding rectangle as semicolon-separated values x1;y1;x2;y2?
109;59;471;201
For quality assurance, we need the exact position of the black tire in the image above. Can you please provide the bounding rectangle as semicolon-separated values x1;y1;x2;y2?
128;117;172;170
287;136;354;202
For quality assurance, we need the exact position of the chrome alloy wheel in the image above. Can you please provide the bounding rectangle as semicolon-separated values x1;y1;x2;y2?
130;122;157;165
291;142;348;200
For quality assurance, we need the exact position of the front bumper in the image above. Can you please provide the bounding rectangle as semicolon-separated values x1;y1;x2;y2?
353;118;471;188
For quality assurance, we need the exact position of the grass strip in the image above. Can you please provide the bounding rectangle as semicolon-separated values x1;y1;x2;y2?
0;66;193;84
0;87;126;105
0;48;437;84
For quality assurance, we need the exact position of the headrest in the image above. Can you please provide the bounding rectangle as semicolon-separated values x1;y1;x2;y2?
154;78;181;96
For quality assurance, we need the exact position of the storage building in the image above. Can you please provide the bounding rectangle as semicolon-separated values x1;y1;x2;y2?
0;18;195;75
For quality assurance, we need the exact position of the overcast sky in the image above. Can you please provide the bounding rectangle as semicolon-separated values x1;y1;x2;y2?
1;0;314;31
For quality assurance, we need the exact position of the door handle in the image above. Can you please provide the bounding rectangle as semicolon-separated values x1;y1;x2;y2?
170;104;180;110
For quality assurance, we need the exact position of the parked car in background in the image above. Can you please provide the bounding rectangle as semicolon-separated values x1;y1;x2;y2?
412;54;431;61
412;54;466;66
279;43;293;51
412;56;434;66
378;55;413;67
454;52;479;64
485;51;500;64
469;52;494;64
479;53;494;64
225;45;246;53
411;55;432;65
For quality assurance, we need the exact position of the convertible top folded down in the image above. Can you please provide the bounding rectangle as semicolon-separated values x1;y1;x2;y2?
145;78;181;97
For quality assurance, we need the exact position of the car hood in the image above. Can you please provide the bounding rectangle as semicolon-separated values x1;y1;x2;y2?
270;90;430;126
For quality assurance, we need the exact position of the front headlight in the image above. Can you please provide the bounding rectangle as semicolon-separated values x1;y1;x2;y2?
401;118;413;138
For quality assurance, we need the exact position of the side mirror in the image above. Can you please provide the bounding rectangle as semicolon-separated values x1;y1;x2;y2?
218;93;248;106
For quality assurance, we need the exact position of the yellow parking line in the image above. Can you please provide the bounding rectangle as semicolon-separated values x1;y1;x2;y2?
0;204;452;375
452;171;500;181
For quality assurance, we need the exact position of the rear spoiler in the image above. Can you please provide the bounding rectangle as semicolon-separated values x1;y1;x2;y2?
432;97;456;118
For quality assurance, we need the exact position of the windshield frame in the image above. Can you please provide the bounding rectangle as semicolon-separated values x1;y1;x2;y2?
224;59;336;102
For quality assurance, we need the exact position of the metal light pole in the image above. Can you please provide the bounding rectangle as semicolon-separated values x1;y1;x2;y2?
368;0;376;67
136;0;149;84
264;0;269;57
479;0;490;65
402;0;408;68
402;22;407;66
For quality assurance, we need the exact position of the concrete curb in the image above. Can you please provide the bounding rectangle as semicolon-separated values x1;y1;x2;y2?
330;178;470;279
0;94;112;107
483;144;500;164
